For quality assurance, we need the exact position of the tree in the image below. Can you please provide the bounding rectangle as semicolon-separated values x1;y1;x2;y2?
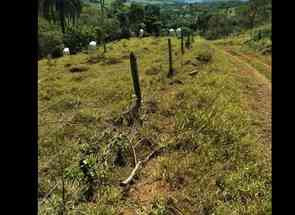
109;0;125;15
99;0;107;52
39;0;82;33
129;3;145;32
247;0;271;28
144;5;160;35
117;12;131;39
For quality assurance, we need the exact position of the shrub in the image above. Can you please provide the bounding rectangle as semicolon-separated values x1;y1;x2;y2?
252;25;272;41
196;48;213;63
38;17;64;59
63;26;97;54
245;25;272;54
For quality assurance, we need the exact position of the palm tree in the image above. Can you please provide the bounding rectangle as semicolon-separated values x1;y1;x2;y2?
38;0;82;33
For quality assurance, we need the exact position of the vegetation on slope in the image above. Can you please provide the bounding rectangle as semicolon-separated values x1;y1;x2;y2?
213;23;271;80
38;36;271;214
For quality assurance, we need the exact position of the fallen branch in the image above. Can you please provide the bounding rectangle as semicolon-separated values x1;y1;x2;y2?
130;143;137;167
120;161;142;186
120;146;164;186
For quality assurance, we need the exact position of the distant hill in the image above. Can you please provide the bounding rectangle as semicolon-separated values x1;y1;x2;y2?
128;0;248;4
82;0;248;5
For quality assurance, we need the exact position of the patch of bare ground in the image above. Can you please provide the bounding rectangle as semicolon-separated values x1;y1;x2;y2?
120;156;173;213
118;208;137;215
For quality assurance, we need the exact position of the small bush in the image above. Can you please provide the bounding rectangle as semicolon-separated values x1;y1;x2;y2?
246;26;272;54
63;26;97;54
252;25;272;41
196;49;213;63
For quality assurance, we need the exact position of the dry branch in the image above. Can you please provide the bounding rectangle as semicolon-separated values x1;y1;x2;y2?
38;182;60;206
120;161;142;186
130;143;137;167
120;146;164;186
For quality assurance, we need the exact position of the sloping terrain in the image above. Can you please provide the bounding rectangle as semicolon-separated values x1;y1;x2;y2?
38;36;271;214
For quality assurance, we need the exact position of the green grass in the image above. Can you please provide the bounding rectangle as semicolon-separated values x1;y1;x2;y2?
213;25;272;81
38;36;271;214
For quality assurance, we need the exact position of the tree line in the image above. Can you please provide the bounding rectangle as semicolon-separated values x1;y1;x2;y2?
38;0;271;58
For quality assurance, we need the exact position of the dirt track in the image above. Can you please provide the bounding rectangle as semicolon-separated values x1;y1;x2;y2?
216;46;271;145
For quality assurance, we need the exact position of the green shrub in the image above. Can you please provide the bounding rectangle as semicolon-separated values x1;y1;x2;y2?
196;48;213;63
63;26;97;54
38;17;64;58
245;25;272;54
252;25;272;41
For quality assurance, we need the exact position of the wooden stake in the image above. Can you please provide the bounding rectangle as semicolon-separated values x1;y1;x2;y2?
168;39;174;78
130;52;141;106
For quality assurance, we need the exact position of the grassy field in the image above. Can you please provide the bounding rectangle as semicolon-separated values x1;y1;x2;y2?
38;35;271;214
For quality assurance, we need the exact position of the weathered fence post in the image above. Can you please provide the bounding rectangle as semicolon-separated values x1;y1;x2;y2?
181;31;184;55
130;52;142;106
168;38;174;78
185;33;191;49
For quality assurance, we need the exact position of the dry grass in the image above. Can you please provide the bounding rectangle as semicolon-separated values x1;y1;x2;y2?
38;36;271;214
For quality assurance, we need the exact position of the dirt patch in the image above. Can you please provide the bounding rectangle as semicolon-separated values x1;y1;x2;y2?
69;65;89;73
118;208;137;215
102;57;122;65
86;55;106;64
129;180;170;205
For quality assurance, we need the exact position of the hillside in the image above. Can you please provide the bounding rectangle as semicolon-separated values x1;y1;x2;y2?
38;33;271;214
82;0;248;5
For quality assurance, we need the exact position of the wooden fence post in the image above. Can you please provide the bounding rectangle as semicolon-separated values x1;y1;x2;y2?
181;31;184;55
130;52;141;106
185;33;191;49
168;38;175;78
